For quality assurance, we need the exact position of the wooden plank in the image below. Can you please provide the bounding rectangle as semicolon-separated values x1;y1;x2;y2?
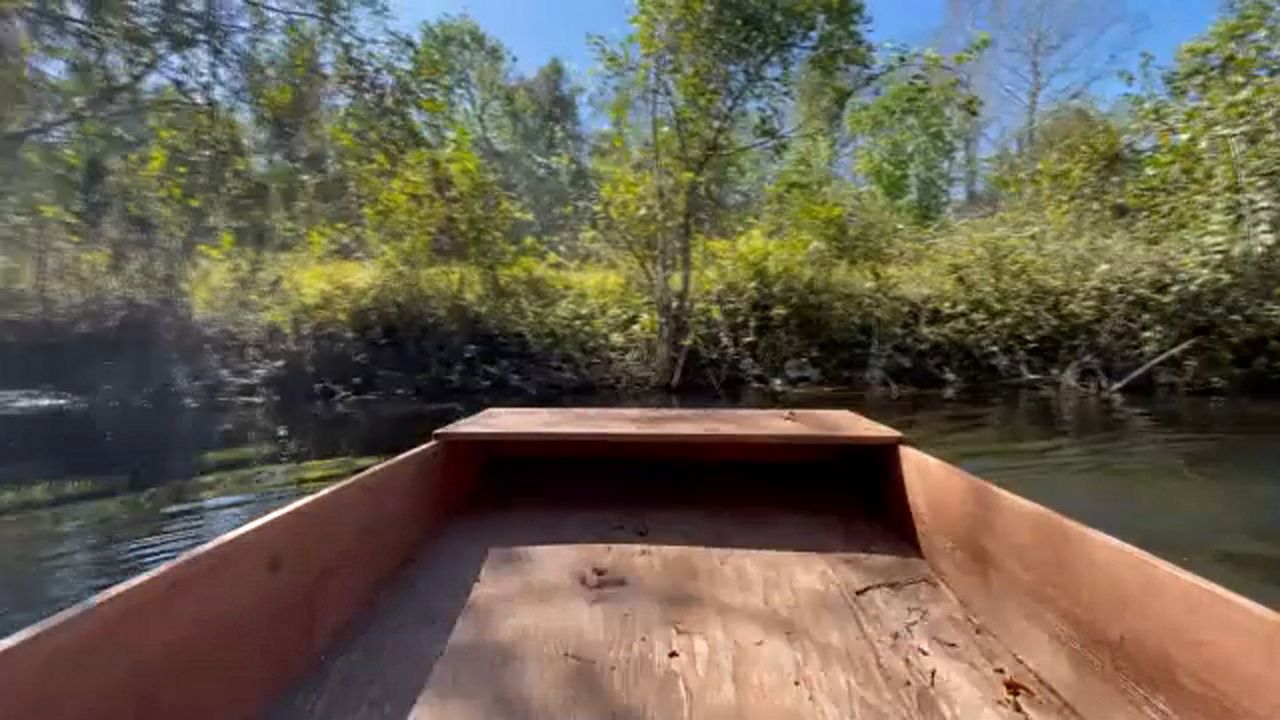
274;505;1076;719
434;408;901;445
0;441;480;720
898;446;1280;720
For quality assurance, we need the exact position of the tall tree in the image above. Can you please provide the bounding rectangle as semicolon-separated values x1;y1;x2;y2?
2;0;382;151
937;0;1003;204
994;0;1142;150
593;0;871;387
408;21;589;249
848;44;984;223
1129;0;1280;252
410;15;513;150
1;1;386;309
504;58;591;248
933;0;1143;155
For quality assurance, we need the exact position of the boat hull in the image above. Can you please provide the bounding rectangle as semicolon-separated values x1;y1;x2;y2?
0;409;1274;719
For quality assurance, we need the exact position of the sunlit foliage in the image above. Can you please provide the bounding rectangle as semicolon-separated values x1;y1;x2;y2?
3;0;1280;393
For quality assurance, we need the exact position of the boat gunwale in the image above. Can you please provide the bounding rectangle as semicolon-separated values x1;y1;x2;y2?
433;407;903;445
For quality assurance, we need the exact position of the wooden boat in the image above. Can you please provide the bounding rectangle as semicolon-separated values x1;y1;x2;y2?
1;408;1276;719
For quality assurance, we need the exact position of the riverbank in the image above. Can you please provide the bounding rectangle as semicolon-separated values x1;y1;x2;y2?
8;217;1280;405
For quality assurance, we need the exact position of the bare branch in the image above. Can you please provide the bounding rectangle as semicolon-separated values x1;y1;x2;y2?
998;83;1032;108
242;0;332;24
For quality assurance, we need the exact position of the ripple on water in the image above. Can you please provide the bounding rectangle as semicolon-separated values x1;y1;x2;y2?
0;482;316;636
0;390;86;415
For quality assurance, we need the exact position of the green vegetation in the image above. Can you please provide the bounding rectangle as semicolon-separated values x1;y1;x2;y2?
0;454;382;515
4;0;1280;395
0;476;131;515
184;455;384;493
195;443;279;473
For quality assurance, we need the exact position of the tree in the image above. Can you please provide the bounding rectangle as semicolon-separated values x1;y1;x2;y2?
993;0;1142;151
932;0;1144;157
410;15;513;150
407;21;590;250
848;45;984;223
592;0;871;387
2;0;382;151
504;58;591;249
1128;0;1280;252
245;23;337;247
763;135;854;253
988;103;1130;225
0;1;389;313
936;0;1002;204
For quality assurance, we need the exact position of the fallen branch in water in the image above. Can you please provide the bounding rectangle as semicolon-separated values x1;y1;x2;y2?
1110;338;1198;394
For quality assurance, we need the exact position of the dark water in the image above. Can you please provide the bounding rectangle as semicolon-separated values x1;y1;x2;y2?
1;390;1277;637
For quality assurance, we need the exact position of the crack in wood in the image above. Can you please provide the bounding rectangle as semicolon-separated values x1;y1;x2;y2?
852;575;935;596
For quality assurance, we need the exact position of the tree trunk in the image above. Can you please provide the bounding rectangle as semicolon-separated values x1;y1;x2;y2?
654;243;674;385
667;185;696;389
33;238;49;319
648;75;675;386
1022;30;1044;154
963;123;980;205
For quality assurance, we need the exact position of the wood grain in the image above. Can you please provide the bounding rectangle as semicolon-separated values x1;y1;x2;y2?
898;446;1280;720
0;441;479;720
275;504;1076;719
434;408;902;445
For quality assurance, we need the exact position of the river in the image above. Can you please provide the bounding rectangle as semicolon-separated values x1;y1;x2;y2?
1;389;1277;637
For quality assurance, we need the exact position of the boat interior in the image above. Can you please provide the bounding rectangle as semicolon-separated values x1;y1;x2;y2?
0;409;1274;720
273;446;1074;719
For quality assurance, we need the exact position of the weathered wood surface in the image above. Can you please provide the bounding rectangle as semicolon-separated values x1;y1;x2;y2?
898;446;1280;720
274;503;1076;719
0;441;475;720
434;407;902;445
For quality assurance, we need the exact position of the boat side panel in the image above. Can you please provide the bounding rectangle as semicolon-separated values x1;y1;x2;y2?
0;440;477;720
898;446;1280;720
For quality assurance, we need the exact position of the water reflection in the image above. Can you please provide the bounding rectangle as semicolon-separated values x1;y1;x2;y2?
0;390;1277;637
0;484;309;634
847;392;1280;607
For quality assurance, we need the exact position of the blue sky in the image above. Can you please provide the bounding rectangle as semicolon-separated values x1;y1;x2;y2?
396;0;1222;82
